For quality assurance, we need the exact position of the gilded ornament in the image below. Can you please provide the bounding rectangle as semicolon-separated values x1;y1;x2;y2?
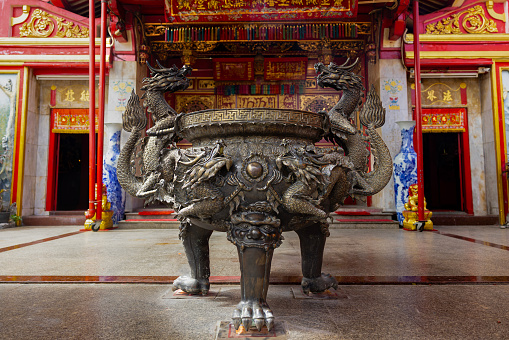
84;184;114;230
19;8;88;38
145;24;166;36
298;39;364;52
11;5;30;27
176;95;214;113
402;184;433;231
426;5;498;35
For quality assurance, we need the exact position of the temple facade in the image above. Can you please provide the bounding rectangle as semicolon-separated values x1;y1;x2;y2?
0;0;507;224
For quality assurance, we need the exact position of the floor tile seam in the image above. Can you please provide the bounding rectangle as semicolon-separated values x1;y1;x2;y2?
433;230;509;251
2;275;509;285
0;231;85;253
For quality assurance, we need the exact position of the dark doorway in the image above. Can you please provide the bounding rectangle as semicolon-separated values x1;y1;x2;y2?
423;133;462;211
56;134;90;211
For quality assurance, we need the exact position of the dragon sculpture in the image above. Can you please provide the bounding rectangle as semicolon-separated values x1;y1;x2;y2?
117;59;392;332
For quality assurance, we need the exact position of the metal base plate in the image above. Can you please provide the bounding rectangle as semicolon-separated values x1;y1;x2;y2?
162;288;220;299
215;321;288;339
291;286;348;299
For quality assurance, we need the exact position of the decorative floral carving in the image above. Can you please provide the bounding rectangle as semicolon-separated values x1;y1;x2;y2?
145;24;166;37
426;5;498;34
298;39;364;52
19;8;89;38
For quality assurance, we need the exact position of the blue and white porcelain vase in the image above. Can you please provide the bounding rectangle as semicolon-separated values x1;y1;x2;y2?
393;121;417;224
103;124;125;225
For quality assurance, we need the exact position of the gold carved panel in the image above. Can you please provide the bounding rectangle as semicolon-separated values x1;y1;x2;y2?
17;7;89;38
175;95;214;113
419;82;466;106
237;96;277;109
426;5;498;34
278;95;298;109
217;95;236;109
300;95;340;112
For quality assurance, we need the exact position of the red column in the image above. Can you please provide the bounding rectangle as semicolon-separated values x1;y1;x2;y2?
95;0;107;222
86;0;96;220
413;0;425;221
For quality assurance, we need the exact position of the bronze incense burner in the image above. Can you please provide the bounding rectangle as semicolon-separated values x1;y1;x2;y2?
118;59;392;331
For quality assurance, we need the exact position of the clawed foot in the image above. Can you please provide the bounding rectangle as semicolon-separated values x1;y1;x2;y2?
232;301;274;332
301;273;338;295
172;276;210;295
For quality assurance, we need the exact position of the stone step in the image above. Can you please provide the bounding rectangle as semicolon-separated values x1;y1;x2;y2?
117;220;180;229
430;214;499;226
23;215;86;226
330;219;400;229
333;212;394;220
118;218;399;230
333;207;395;221
125;209;176;220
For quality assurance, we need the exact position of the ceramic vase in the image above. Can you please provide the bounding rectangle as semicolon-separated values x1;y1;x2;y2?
103;123;125;224
393;121;417;224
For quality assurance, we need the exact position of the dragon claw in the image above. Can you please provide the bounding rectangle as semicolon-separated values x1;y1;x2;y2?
233;301;274;333
266;317;274;332
301;273;338;294
172;276;210;295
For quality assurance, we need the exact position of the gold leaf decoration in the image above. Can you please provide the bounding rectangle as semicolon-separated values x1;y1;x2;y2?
19;8;89;38
426;5;498;34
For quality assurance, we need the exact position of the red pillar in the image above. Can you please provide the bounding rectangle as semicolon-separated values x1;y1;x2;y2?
86;0;96;219
95;0;107;222
413;0;425;221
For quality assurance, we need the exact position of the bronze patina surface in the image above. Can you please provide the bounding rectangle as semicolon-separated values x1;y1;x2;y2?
117;59;393;332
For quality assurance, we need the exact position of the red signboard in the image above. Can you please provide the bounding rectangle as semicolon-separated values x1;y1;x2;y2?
52;108;99;133
214;58;254;81
166;0;358;23
421;108;466;132
264;57;307;81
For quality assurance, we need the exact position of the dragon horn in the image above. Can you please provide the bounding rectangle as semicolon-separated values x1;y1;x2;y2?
156;60;166;69
146;60;174;74
146;61;158;74
337;58;351;68
334;57;360;70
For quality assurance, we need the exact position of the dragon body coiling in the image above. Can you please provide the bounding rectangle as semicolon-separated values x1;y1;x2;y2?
315;59;392;206
117;62;192;206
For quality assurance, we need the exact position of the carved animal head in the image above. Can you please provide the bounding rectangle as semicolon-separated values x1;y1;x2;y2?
141;61;192;93
315;58;365;92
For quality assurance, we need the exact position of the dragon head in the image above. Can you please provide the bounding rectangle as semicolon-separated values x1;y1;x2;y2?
315;58;365;92
141;61;192;93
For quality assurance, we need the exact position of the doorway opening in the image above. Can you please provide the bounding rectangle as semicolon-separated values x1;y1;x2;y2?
55;134;90;211
423;133;461;210
422;131;472;213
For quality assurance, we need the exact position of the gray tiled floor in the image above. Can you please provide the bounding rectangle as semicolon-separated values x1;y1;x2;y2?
2;225;509;339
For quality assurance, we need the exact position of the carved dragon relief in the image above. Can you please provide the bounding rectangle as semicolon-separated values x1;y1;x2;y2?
118;59;392;332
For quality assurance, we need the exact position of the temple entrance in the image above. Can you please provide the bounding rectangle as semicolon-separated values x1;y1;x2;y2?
46;108;98;211
54;134;90;211
423;132;465;211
